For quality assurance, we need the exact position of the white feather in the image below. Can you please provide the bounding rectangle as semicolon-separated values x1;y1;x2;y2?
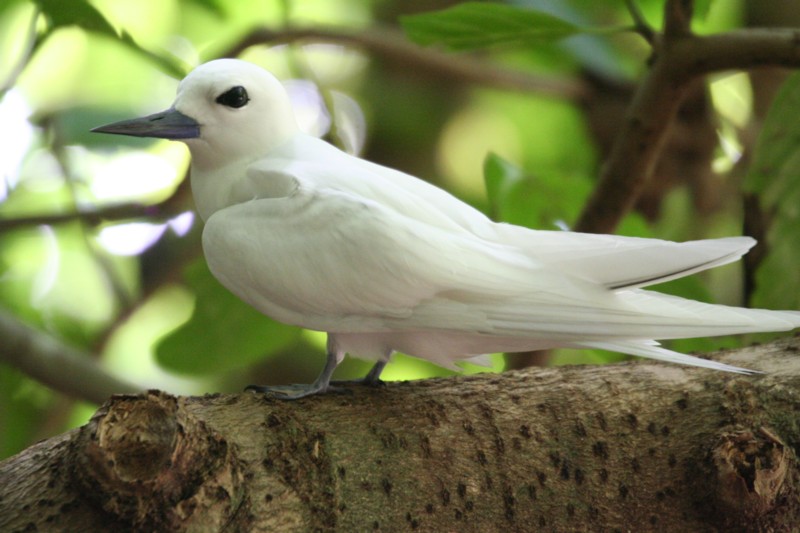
148;60;800;374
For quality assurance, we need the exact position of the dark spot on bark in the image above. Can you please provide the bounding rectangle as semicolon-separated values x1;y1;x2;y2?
549;451;561;468
504;491;515;519
537;471;547;486
373;521;380;530
454;510;463;520
457;482;467;498
512;437;522;450
656;490;665;501
495;436;505;454
361;481;373;491
592;441;609;459
560;462;570;480
631;458;641;473
588;505;599;519
599;468;609;483
465;501;474;511
463;421;475;435
528;484;537;500
661;426;670;437
441;488;451;505
676;398;688;410
650;515;658;525
539;516;547;527
420;436;432;458
665;487;676;497
567;503;575;517
647;422;657;435
626;413;638;429
596;412;608;431
477;450;488;466
267;413;281;427
519;425;532;439
536;402;548;413
668;454;677;467
575;420;587;437
338;503;347;513
619;483;629;499
426;412;439;427
265;494;273;503
484;474;493;491
337;466;346;479
425;503;434;514
648;447;656;456
263;458;274;469
574;468;585;485
382;478;392;496
511;394;520;404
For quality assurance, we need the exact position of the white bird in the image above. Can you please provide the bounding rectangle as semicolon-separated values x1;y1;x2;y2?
93;59;800;399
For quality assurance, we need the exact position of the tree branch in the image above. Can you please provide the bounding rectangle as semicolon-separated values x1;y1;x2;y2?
224;27;589;101
2;336;799;531
576;21;800;233
0;307;140;404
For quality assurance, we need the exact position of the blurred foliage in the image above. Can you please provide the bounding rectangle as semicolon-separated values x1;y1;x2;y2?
1;0;799;460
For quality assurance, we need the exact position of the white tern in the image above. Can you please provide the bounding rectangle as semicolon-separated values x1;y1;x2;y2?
93;59;800;399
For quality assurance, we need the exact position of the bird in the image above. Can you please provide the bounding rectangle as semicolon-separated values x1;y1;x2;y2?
93;58;800;399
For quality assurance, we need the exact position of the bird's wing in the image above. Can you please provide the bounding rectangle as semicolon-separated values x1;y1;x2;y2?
492;225;755;289
263;136;757;291
203;164;617;335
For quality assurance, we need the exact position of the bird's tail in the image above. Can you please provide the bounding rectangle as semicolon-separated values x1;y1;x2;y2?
576;339;760;374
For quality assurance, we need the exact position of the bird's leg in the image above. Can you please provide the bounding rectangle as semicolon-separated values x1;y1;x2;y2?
245;340;344;400
331;360;388;387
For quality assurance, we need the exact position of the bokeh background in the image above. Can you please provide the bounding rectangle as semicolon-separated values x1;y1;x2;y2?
1;0;799;459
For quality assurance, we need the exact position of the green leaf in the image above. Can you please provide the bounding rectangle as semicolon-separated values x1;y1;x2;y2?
33;0;185;78
156;259;302;375
401;2;586;51
483;151;524;218
482;152;591;229
745;72;800;198
34;0;117;37
744;72;800;311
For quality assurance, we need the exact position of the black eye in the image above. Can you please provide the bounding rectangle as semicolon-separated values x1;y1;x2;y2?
215;86;249;108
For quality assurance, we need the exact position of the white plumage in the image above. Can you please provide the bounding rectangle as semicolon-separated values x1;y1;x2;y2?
94;59;800;398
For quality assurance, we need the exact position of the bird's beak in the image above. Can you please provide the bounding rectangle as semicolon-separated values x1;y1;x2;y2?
92;108;200;140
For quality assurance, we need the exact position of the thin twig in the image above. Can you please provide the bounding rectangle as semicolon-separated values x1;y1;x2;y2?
663;0;694;39
0;176;191;231
624;0;656;44
223;27;590;101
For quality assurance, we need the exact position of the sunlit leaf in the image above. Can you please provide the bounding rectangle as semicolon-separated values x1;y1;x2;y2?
34;0;117;36
183;0;227;17
401;2;589;51
156;259;302;375
33;0;185;78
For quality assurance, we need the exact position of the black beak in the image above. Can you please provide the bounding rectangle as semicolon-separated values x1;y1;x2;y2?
92;108;200;140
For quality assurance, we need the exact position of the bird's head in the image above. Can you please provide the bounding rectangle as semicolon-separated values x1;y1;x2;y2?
92;59;300;171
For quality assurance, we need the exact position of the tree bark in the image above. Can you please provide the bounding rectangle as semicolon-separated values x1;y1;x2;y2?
2;337;799;532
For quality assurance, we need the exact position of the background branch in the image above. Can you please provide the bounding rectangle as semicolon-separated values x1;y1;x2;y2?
0;307;140;403
576;12;800;233
225;27;589;100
